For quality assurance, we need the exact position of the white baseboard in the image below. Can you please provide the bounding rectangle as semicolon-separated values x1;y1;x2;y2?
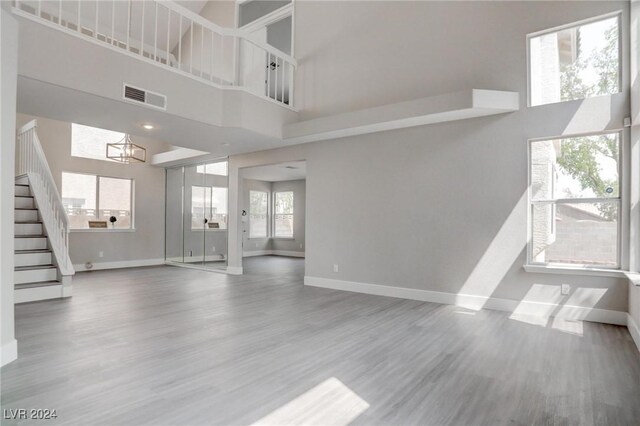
304;276;627;326
273;250;305;258
627;313;640;352
227;266;243;275
15;284;64;304
243;250;272;257
243;250;305;258
74;258;165;272
1;339;18;367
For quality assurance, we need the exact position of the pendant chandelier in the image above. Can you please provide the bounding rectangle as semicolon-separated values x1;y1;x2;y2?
106;134;146;164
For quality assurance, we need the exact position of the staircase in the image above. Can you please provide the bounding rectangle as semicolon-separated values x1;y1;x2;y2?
15;120;73;303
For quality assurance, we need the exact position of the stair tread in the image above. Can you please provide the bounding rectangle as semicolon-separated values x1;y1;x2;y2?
15;235;46;238
15;249;51;254
15;264;55;271
15;208;38;211
15;195;34;198
15;221;42;224
15;184;29;187
15;281;61;290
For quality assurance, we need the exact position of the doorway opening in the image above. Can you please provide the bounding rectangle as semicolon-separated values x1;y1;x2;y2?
239;160;306;276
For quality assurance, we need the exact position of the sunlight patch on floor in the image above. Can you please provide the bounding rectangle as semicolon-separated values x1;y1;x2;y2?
251;377;369;426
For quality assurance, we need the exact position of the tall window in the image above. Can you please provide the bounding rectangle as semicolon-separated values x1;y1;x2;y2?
249;190;268;238
191;186;228;230
529;14;620;106
71;123;125;161
529;133;620;267
274;191;294;238
61;172;133;229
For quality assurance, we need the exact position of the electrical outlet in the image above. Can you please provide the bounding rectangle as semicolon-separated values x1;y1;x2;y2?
98;251;104;258
300;244;303;249
333;264;339;273
211;246;215;252
561;284;570;296
255;242;258;248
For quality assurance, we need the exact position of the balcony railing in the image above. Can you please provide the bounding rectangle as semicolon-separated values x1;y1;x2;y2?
13;0;296;108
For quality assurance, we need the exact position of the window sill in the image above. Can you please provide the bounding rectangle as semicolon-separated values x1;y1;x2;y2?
70;228;135;233
190;229;228;232
272;237;294;240
627;273;640;286
523;264;630;279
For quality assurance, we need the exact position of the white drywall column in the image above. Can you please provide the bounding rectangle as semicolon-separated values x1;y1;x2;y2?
0;3;18;366
631;0;640;273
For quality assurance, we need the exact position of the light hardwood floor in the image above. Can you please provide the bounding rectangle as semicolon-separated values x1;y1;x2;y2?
1;256;639;425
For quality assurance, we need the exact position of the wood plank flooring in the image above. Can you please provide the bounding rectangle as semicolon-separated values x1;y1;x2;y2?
1;256;639;425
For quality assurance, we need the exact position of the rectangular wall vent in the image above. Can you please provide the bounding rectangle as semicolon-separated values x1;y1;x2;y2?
122;84;167;110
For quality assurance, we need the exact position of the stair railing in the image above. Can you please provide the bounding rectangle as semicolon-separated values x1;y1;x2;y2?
13;0;296;108
16;120;74;276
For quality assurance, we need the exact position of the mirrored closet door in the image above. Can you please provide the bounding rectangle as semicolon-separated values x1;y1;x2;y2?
165;159;229;271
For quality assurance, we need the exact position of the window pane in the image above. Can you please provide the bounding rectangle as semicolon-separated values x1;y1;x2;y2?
530;16;619;106
98;177;132;229
250;191;268;238
531;133;619;200
71;123;125;161
275;191;294;214
274;214;293;238
62;172;97;229
196;162;228;176
532;202;618;267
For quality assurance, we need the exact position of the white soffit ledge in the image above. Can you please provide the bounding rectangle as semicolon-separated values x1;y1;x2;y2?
151;147;210;167
284;89;520;144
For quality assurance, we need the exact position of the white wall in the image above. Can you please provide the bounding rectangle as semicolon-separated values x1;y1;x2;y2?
228;0;631;314
1;3;18;366
16;114;168;269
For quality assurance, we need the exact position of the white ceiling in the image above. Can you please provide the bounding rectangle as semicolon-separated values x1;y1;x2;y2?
241;161;306;182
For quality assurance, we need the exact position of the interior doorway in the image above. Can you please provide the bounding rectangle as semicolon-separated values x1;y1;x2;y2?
239;160;306;275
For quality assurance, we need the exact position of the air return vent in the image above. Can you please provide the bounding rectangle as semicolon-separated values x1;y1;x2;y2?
122;84;167;110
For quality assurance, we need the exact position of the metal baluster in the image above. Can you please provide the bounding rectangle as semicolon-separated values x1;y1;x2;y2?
178;17;182;70
189;20;193;74
111;0;115;45
200;24;204;77
95;0;99;39
166;8;171;66
153;2;158;60
141;0;145;57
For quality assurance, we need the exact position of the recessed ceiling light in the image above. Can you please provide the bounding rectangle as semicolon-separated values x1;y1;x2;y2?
142;124;154;130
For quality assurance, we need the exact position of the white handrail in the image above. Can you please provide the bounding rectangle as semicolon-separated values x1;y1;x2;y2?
17;120;74;276
13;0;296;107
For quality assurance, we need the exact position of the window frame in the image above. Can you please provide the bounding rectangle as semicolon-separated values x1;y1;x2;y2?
526;130;624;270
61;171;135;231
273;191;294;239
249;190;270;239
526;11;623;108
